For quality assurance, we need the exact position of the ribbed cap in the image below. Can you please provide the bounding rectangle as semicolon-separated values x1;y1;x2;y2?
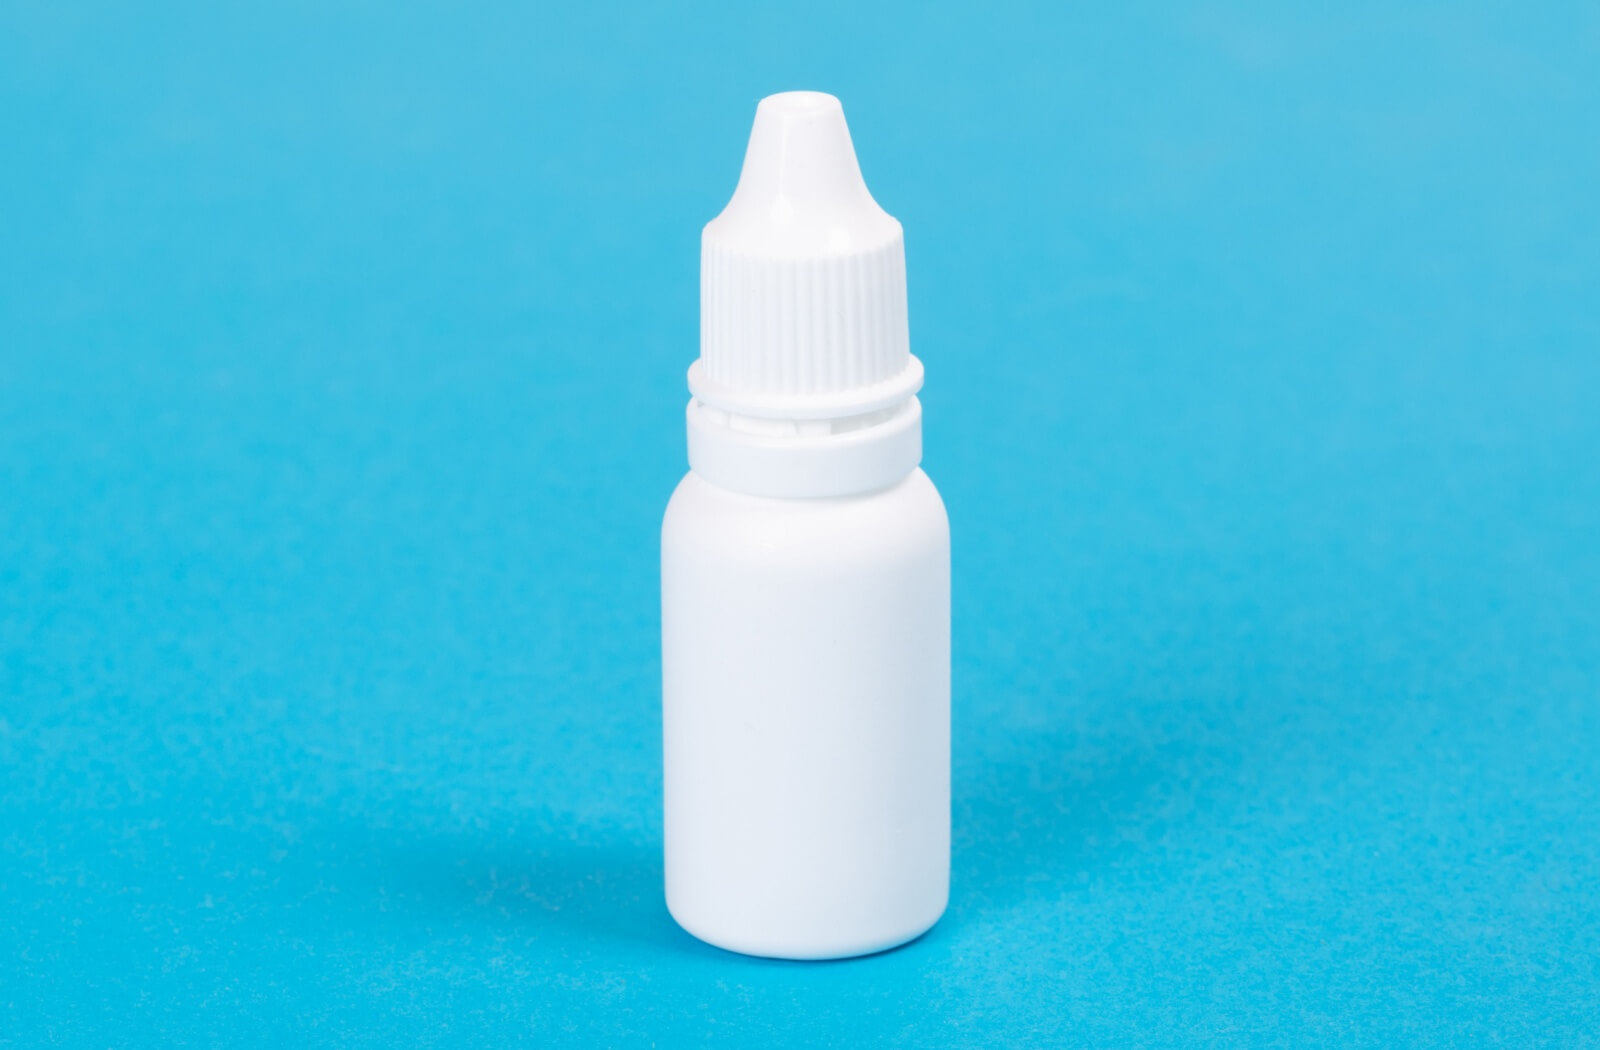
696;92;916;417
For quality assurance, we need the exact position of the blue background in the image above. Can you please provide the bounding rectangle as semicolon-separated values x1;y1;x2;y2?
3;1;1597;1045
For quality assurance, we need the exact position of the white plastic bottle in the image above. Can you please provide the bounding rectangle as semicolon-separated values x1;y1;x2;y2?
661;91;950;960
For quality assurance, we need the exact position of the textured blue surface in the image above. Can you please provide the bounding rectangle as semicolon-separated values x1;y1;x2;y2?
3;2;1598;1045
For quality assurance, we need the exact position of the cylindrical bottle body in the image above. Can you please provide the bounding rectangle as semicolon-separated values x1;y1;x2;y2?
661;468;950;959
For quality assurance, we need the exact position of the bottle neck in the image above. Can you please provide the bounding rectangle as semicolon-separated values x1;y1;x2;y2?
685;395;922;499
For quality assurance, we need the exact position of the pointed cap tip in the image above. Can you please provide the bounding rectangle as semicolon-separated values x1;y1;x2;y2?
706;90;900;258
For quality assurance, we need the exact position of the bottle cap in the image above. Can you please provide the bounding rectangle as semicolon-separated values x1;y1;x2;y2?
692;91;922;421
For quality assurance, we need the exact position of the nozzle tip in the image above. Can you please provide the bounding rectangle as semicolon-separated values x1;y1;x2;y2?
708;91;900;258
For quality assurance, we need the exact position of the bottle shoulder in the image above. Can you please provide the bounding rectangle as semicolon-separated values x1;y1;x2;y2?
663;469;948;568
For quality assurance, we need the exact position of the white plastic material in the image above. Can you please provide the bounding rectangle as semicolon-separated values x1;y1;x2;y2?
662;91;950;960
662;471;950;959
697;89;914;405
686;90;926;501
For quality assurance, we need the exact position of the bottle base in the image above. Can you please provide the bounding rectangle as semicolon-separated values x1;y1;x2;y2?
666;898;946;961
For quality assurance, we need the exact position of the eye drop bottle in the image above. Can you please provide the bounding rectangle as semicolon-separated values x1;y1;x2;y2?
661;91;951;960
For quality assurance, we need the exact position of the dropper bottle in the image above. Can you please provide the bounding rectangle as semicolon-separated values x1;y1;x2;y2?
661;91;950;959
